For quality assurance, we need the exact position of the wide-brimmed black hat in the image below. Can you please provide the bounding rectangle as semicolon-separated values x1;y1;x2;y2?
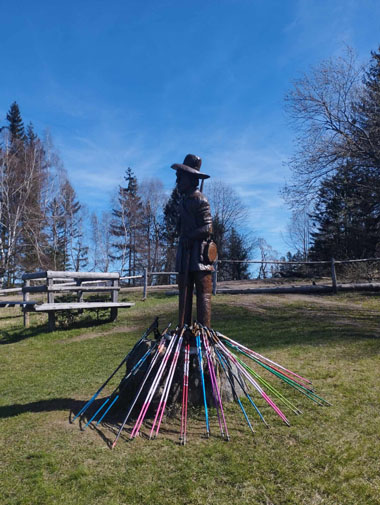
171;154;210;179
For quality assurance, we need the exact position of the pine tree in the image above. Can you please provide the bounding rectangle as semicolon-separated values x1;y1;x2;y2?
46;196;67;270
6;102;25;144
279;251;309;278
162;186;180;273
224;227;252;280
310;164;380;260
61;179;85;271
110;168;143;280
45;177;84;271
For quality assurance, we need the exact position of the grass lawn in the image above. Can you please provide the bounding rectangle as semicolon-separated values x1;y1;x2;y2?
0;291;379;505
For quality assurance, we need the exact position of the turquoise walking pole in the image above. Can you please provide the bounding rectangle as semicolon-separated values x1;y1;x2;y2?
196;332;210;437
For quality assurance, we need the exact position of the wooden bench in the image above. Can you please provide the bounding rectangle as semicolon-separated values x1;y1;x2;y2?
0;301;38;308
22;271;134;331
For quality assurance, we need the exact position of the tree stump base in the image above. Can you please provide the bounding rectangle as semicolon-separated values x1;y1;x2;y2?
114;328;245;418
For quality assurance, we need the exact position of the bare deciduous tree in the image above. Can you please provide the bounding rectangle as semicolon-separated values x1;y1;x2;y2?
257;238;279;279
283;47;364;208
206;179;248;235
0;129;50;284
139;178;167;280
284;207;312;260
90;211;112;272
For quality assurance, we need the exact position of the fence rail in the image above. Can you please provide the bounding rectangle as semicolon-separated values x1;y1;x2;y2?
216;257;380;264
2;256;380;298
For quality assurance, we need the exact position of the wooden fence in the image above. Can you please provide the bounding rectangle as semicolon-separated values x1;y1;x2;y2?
1;257;380;301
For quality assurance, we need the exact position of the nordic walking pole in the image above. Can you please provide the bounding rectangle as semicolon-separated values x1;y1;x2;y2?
91;344;160;428
196;332;210;437
217;332;312;386
222;337;328;406
95;395;120;427
212;340;268;427
111;323;172;449
180;338;190;445
215;337;290;425
202;326;230;440
222;344;303;414
130;331;179;439
201;327;224;437
150;327;186;439
72;317;159;422
112;337;166;449
223;340;313;392
215;348;255;434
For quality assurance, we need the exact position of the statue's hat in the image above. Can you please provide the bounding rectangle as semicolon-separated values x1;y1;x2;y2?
171;154;210;179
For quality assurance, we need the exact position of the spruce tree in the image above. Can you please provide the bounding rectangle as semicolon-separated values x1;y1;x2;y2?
46;197;67;270
110;168;143;280
61;179;84;271
310;163;380;260
162;186;180;272
224;227;251;280
6;102;25;144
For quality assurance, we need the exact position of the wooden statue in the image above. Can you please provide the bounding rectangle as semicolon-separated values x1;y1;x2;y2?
171;154;217;327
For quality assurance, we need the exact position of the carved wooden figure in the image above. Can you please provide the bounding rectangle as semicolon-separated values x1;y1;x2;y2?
171;154;217;328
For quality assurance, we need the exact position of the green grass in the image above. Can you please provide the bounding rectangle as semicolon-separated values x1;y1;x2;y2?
1;291;380;505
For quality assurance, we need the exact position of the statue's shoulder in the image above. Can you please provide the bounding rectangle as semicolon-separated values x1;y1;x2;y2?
188;189;209;205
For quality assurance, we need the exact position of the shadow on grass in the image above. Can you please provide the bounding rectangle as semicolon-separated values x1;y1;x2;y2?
0;398;85;419
212;302;380;351
0;313;22;321
0;396;156;448
0;325;48;345
0;396;120;421
0;317;122;345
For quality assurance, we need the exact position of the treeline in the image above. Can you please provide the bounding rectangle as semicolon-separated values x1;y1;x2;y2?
0;102;87;286
282;45;380;269
0;102;256;286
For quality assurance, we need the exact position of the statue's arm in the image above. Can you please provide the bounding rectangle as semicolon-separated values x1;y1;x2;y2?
188;198;213;241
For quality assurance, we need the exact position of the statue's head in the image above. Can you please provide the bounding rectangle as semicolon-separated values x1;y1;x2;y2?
171;154;210;194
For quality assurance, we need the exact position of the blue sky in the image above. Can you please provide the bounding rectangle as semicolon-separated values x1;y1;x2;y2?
2;0;380;255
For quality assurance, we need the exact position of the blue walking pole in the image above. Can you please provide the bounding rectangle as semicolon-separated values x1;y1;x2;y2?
196;333;210;437
96;395;120;427
84;398;110;429
82;344;158;428
213;341;268;427
215;349;254;434
72;318;159;422
112;330;171;449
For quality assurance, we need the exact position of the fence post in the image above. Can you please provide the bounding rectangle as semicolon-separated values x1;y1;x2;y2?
110;277;119;321
47;277;55;331
331;257;338;293
76;278;83;303
143;268;148;300
212;262;218;295
23;279;30;328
